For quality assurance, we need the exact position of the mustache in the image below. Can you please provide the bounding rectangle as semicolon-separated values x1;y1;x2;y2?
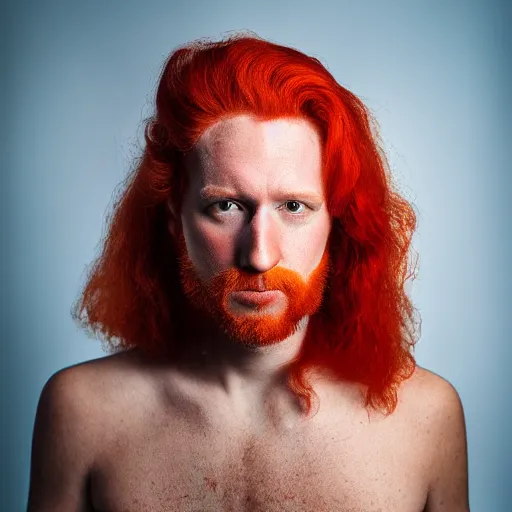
208;266;308;296
177;237;331;306
202;267;314;300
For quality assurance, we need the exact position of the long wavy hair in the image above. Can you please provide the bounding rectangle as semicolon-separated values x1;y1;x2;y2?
71;31;421;417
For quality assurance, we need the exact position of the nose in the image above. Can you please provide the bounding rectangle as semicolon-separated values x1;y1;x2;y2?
237;206;282;273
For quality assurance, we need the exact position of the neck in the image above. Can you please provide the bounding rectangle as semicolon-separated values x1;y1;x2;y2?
172;310;310;396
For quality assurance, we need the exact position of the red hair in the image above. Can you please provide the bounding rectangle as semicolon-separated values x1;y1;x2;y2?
71;31;420;417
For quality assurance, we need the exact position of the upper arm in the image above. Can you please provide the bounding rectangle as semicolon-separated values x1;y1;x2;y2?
424;378;470;512
27;368;97;512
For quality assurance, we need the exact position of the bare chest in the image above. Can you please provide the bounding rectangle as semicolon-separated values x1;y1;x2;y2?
90;409;430;512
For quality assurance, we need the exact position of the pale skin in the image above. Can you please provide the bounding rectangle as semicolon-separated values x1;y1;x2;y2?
27;115;470;511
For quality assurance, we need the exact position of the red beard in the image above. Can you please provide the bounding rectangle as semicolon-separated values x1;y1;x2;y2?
177;240;330;347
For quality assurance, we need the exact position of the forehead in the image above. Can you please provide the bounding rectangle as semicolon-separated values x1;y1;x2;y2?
183;115;323;195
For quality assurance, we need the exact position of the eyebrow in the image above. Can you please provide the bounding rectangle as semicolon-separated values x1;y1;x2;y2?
199;185;324;206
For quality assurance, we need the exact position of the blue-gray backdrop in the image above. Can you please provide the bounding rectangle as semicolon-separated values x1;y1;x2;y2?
2;0;511;510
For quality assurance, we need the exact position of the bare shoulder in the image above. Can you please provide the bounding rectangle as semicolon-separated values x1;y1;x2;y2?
47;348;152;409
46;349;138;393
27;351;142;510
39;350;156;436
397;365;469;511
32;355;125;463
397;364;466;417
396;364;468;449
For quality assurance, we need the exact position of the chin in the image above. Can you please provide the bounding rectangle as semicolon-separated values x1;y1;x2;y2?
218;309;308;348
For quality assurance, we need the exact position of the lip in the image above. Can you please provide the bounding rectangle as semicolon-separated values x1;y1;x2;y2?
231;290;281;307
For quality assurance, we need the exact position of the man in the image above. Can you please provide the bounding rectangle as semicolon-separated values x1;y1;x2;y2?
27;32;469;511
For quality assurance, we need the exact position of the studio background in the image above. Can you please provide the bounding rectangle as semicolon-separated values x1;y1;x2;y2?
2;0;510;510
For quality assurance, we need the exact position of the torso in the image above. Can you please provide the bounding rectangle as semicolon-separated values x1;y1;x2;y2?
78;350;434;512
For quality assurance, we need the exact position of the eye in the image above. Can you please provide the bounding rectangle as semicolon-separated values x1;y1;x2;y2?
217;200;236;212
209;200;242;214
283;201;305;214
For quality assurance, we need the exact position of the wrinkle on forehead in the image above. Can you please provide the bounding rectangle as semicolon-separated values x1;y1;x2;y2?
183;116;323;196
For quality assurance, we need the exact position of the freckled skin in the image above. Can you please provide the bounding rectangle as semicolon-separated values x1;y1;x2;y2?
66;350;441;512
86;117;433;511
166;115;335;406
27;116;468;512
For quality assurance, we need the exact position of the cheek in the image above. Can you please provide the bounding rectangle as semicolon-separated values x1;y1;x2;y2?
181;215;235;278
282;219;331;277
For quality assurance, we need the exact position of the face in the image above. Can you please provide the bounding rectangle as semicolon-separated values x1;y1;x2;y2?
169;115;332;346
